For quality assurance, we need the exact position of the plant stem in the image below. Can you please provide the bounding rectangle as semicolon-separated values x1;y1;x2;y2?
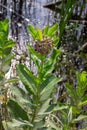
29;108;37;130
29;59;44;130
31;109;37;124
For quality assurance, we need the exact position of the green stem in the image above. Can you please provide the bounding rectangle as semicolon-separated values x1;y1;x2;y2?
31;109;37;124
29;108;37;130
29;59;44;130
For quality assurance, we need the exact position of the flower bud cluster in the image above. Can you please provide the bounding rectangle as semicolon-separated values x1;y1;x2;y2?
34;36;53;55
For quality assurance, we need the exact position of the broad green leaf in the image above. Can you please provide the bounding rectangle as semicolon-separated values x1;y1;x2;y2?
43;49;61;76
8;99;29;120
38;98;52;115
28;45;42;70
47;119;59;130
3;119;33;129
40;76;62;101
30;54;41;70
40;104;55;115
17;64;37;95
47;23;58;37
43;103;68;115
10;85;36;108
40;74;56;91
33;121;45;130
3;121;19;130
28;25;37;39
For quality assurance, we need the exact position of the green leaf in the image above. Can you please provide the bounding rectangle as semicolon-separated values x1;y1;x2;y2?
8;99;29;120
77;71;87;97
47;23;58;37
44;25;49;35
43;49;61;76
3;121;18;130
65;83;77;103
81;95;87;102
42;104;55;115
2;53;14;66
72;115;87;123
47;119;59;130
3;119;33;129
78;100;87;107
72;106;81;115
1;64;10;74
54;104;69;111
28;45;46;61
17;64;37;96
0;40;15;57
33;121;45;130
40;74;56;91
3;39;15;49
28;45;42;70
3;48;12;56
0;19;9;36
40;75;62;101
42;103;68;115
4;77;19;84
38;98;52;115
53;37;60;45
0;72;5;81
28;25;37;39
10;85;36;108
68;107;72;123
37;29;43;40
30;53;41;70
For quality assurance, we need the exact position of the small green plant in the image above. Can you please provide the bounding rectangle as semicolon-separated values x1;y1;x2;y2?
55;71;87;130
66;71;87;123
0;19;15;82
0;19;16;130
2;24;63;130
2;23;87;130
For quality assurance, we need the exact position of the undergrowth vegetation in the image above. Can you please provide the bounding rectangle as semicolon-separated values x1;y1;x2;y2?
0;20;87;130
0;1;87;130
